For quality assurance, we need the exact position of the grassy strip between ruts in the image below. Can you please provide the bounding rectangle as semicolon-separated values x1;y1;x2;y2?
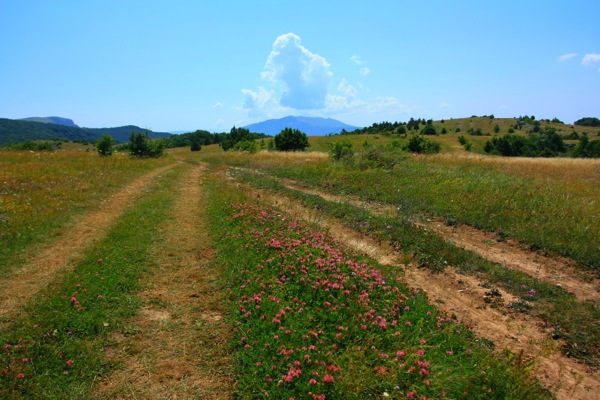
219;151;599;272
0;163;183;399
206;174;550;399
229;168;600;368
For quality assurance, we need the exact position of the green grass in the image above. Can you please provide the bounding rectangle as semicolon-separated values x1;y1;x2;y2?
228;167;600;368
0;163;184;399
0;149;174;277
205;171;550;399
211;149;600;273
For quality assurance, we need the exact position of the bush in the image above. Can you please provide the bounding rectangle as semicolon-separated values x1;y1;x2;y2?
405;135;441;154
421;124;437;135
128;132;165;158
484;128;566;157
233;140;257;153
190;139;202;152
356;141;405;170
96;134;115;156
221;126;252;151
574;117;600;127
273;127;309;151
329;139;354;161
572;133;600;158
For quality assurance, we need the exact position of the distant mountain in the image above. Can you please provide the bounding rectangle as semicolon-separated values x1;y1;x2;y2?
21;116;79;128
244;116;360;136
0;118;171;145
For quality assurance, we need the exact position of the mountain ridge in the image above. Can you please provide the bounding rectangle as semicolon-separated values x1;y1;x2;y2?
20;116;79;128
244;116;360;136
0;118;171;145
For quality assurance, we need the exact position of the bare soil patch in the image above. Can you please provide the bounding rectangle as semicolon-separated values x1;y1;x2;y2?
96;163;233;399
0;164;176;321
230;172;600;400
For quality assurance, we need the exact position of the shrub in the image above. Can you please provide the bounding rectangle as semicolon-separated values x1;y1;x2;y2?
221;126;252;151
355;142;405;170
190;139;202;152
128;132;165;158
96;134;115;156
405;135;441;154
421;124;437;135
273;127;309;151
329;139;354;161
574;117;600;127
572;133;600;158
233;140;257;153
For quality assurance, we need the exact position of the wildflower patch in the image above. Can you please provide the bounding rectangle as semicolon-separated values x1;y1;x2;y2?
215;201;548;399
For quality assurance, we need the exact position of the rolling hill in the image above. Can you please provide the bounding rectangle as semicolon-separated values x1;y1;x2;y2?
0;118;171;145
244;116;360;136
20;116;79;127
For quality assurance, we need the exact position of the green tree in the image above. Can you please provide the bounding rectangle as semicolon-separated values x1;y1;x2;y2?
405;135;441;154
221;126;251;151
190;139;202;152
129;131;165;158
96;134;115;156
493;124;500;134
574;117;600;127
420;124;437;135
273;127;309;151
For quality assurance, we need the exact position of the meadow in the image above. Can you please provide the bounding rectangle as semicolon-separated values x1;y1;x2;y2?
1;141;598;399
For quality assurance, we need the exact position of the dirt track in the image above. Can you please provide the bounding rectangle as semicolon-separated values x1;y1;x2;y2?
96;163;233;399
0;163;177;322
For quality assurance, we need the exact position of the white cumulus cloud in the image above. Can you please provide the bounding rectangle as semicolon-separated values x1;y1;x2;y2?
350;55;364;65
213;102;223;109
360;67;371;76
241;87;275;110
558;53;578;61
261;33;332;109
582;53;600;67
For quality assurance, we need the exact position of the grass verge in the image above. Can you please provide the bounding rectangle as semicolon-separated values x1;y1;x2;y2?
206;173;550;399
230;167;600;368
0;164;182;399
0;150;174;276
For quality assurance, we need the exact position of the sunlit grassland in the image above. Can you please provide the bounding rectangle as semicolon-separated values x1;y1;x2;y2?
0;149;174;276
205;169;550;399
0;163;185;399
200;143;600;271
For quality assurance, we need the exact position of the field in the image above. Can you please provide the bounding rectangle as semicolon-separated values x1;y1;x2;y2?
1;140;599;399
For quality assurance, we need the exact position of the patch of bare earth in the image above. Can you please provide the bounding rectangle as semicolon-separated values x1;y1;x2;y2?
0;164;176;322
95;163;233;399
280;178;600;303
228;171;599;400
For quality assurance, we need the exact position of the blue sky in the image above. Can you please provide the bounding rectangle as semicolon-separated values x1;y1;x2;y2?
1;1;599;132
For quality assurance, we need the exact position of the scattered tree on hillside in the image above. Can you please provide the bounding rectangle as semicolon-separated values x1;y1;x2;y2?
273;127;309;151
190;139;202;152
572;133;600;158
405;135;441;154
421;124;437;135
129;131;165;158
574;117;600;127
484;127;566;157
221;126;252;151
96;134;115;156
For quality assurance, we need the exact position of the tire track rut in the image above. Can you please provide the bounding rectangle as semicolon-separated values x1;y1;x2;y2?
0;164;177;322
